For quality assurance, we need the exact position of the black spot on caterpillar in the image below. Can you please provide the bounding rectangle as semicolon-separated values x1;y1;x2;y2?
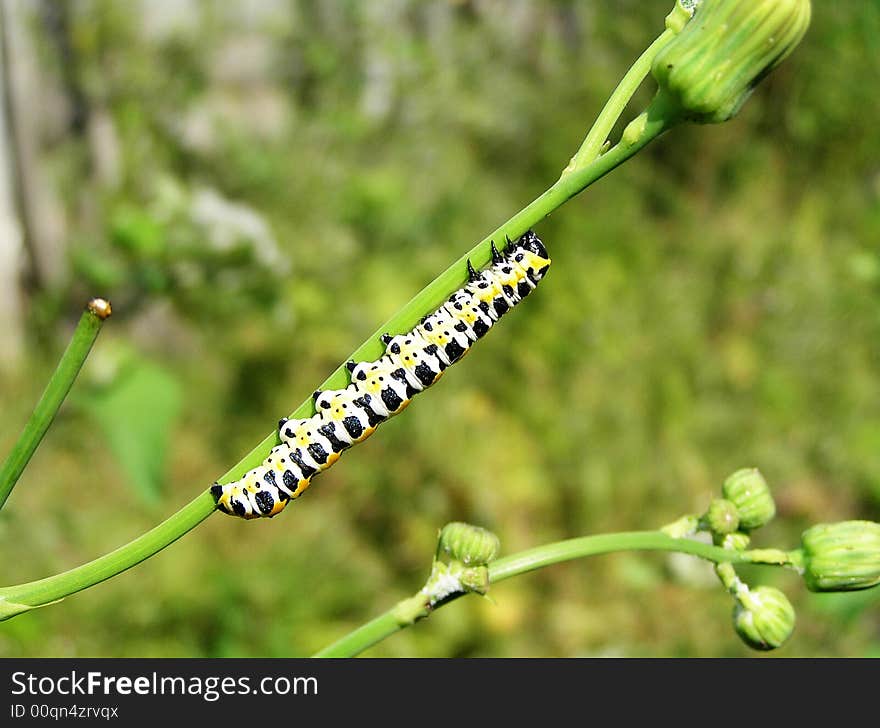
213;231;551;519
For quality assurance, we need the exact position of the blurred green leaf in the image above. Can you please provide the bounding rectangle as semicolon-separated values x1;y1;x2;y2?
70;247;127;291
110;205;166;258
81;359;182;506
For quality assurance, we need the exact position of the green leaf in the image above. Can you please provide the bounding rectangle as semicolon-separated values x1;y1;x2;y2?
82;359;182;505
110;205;165;258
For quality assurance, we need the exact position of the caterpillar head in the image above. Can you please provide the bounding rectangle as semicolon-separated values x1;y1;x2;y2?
512;232;550;282
517;231;549;260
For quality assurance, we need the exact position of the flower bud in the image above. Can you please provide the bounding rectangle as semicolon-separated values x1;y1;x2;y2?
799;521;880;592
652;0;812;123
732;585;795;651
438;522;501;567
705;498;740;535
721;468;775;530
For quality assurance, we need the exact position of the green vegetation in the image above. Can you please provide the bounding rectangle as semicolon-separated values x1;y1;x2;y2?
0;0;877;657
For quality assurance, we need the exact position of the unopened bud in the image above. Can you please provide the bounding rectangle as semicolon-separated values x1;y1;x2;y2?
652;0;811;123
722;468;775;530
438;522;501;567
705;498;740;535
799;521;880;592
732;585;795;651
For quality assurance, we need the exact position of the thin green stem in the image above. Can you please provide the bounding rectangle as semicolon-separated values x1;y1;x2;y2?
313;530;784;658
566;27;678;172
0;89;681;622
0;491;215;620
314;611;408;659
0;298;111;511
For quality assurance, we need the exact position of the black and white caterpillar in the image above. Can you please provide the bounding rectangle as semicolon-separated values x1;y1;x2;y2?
212;231;551;519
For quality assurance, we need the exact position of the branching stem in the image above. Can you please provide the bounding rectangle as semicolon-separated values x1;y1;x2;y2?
313;530;796;657
0;33;682;621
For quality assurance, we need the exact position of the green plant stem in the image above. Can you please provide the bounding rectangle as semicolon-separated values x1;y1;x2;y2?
0;89;681;622
0;299;111;511
566;26;678;171
0;492;215;620
313;530;791;657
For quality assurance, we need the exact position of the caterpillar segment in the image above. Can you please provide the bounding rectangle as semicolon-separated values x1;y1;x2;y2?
314;387;383;444
277;416;340;468
415;306;472;365
212;231;551;519
381;332;446;389
347;358;414;417
444;289;493;340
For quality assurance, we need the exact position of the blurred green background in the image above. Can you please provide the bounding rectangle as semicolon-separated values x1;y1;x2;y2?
0;0;878;657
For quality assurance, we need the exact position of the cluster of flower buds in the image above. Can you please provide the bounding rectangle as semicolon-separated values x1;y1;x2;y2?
697;469;795;650
686;468;880;650
720;468;776;531
701;468;776;544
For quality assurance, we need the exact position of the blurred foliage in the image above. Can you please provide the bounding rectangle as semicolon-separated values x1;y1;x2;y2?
0;0;878;657
74;347;182;505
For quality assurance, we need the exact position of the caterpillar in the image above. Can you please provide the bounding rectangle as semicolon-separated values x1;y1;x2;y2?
211;231;551;519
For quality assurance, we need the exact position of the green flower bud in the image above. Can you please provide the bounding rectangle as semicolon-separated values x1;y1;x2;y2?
800;521;880;592
438;522;501;567
732;585;795;651
705;498;740;535
652;0;812;123
721;468;776;530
